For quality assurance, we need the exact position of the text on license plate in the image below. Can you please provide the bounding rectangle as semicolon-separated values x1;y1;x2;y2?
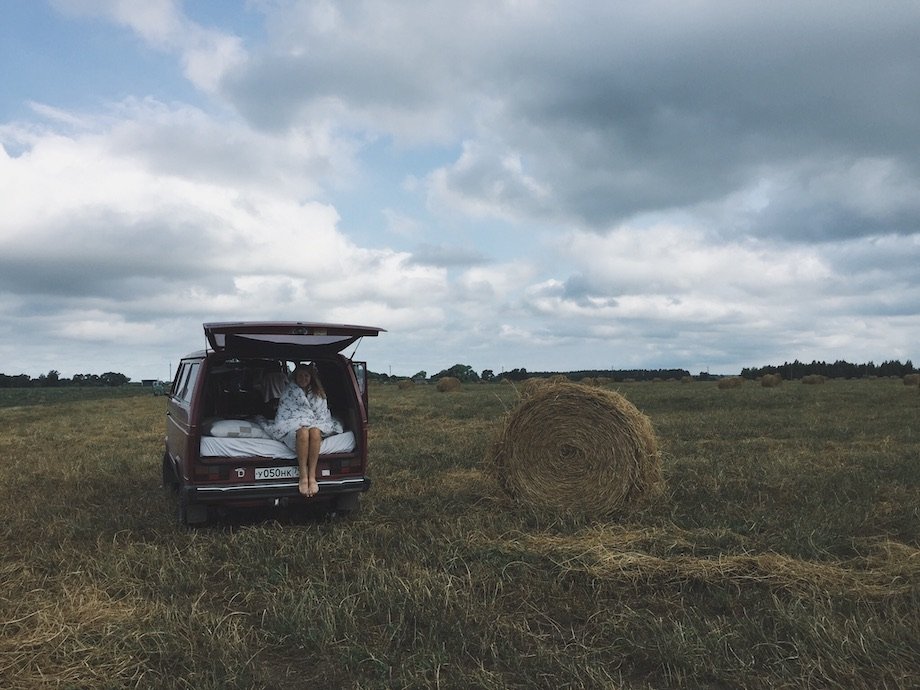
255;466;299;480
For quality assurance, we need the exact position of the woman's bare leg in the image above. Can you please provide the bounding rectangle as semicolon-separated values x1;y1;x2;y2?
306;427;321;496
296;426;322;497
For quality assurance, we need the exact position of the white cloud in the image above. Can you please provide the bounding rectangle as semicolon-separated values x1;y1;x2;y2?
426;140;554;223
0;99;457;376
52;0;246;93
458;262;536;301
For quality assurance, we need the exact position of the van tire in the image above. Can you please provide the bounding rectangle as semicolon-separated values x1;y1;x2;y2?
334;492;360;517
161;452;179;491
178;491;209;526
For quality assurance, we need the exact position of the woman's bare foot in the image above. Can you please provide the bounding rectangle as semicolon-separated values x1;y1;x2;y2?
309;478;319;496
298;477;317;497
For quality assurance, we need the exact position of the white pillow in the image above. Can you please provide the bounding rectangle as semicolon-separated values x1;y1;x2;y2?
208;419;270;438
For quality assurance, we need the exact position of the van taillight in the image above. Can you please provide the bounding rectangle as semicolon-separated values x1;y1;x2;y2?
194;467;221;481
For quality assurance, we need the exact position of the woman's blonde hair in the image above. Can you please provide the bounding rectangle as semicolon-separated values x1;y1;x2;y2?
293;362;327;398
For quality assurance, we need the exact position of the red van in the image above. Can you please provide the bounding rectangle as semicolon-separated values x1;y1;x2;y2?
162;322;384;524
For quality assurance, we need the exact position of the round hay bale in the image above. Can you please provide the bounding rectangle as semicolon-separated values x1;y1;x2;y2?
487;382;661;518
760;373;783;388
801;374;826;385
436;376;462;392
903;373;920;386
397;379;414;390
717;376;744;389
681;376;693;383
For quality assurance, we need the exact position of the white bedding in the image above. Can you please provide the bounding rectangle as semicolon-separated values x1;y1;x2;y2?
200;430;356;458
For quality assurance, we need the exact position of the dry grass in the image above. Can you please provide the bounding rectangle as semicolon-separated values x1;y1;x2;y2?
1;380;919;688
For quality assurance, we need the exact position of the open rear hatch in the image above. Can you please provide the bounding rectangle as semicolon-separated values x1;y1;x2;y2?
204;322;385;360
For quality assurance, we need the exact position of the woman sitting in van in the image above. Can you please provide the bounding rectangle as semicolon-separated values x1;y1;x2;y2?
267;363;342;498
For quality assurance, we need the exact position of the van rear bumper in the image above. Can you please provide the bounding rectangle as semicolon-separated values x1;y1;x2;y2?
183;476;370;503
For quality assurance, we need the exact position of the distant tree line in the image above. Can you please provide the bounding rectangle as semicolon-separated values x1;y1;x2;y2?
370;358;918;384
741;359;916;381
369;364;695;383
0;370;132;388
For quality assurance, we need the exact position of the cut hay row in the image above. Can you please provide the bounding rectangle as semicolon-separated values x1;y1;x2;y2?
504;532;920;599
487;382;661;518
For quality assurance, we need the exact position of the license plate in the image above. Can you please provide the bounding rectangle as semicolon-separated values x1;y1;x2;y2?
255;466;299;480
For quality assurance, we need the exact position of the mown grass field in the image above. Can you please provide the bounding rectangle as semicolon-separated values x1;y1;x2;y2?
1;379;918;688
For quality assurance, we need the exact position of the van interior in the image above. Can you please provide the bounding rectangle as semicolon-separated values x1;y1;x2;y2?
199;358;359;434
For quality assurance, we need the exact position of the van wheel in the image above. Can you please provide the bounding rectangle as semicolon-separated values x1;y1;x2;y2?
333;492;360;517
161;453;179;492
178;491;209;526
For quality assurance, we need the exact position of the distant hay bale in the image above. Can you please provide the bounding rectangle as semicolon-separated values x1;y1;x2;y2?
436;376;462;392
681;376;693;384
487;382;661;518
397;379;414;390
802;375;826;385
903;373;920;386
761;373;783;388
517;377;552;398
717;377;744;389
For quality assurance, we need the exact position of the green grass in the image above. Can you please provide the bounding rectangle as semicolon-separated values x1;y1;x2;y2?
1;379;918;688
0;385;150;409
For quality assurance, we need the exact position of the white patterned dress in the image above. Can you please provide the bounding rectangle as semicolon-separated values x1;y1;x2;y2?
266;381;342;449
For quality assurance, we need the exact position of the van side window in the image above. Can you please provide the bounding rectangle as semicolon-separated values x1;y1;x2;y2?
172;364;189;400
178;363;200;404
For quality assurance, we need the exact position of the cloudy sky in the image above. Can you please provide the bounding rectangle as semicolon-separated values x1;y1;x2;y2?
2;0;919;381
